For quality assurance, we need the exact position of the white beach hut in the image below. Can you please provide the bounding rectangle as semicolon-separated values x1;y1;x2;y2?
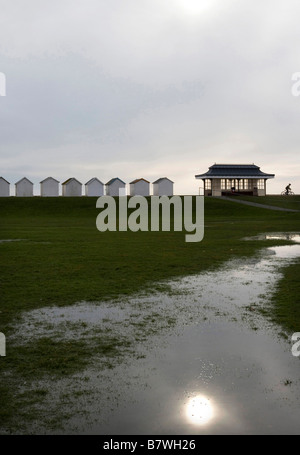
105;178;126;196
40;177;60;197
152;177;174;196
15;177;34;197
129;178;150;196
85;178;104;197
62;178;82;197
0;177;10;197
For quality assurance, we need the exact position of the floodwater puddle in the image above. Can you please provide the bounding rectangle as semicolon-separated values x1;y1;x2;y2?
10;232;300;434
243;232;300;243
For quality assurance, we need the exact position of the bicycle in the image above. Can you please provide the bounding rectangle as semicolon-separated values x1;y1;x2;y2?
281;189;295;196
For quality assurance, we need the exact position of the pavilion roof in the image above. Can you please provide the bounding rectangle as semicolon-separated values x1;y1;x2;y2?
195;164;275;179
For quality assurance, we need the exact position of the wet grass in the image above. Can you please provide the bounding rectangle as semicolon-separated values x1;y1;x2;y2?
11;338;92;377
0;195;300;432
268;260;300;334
1;196;299;327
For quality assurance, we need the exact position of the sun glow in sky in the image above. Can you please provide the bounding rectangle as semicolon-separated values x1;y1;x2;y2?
0;0;300;194
178;0;216;14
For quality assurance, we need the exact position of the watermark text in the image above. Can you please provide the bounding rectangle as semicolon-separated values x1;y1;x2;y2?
291;72;300;97
96;195;204;243
0;332;6;356
291;332;300;357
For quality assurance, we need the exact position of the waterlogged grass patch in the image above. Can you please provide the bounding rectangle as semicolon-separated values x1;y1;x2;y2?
0;338;91;431
0;331;136;431
268;260;300;334
11;338;92;378
7;333;135;379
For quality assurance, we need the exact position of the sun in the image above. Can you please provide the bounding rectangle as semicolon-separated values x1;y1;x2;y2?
186;395;214;425
179;0;215;15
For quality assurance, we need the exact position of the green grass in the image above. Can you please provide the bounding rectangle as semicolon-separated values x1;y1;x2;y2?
0;195;300;432
0;195;299;330
268;261;300;334
227;194;300;211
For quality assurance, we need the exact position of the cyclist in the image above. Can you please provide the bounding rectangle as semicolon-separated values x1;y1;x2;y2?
285;183;291;195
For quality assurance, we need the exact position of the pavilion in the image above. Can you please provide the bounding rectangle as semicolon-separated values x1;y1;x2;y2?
195;164;275;197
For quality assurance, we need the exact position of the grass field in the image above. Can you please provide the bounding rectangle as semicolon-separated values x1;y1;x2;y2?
0;195;299;432
227;194;300;211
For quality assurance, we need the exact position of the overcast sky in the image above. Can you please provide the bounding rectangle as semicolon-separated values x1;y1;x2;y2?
1;0;300;195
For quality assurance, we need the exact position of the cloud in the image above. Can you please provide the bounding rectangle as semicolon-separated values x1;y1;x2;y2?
0;0;300;193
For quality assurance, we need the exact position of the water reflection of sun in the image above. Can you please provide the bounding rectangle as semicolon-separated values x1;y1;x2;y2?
186;395;213;425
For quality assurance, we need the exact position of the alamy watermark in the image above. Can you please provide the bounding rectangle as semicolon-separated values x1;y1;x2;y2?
0;332;6;356
291;72;300;97
291;332;300;357
96;195;204;242
0;72;6;96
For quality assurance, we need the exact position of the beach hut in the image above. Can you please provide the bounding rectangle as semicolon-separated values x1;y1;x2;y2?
129;178;150;196
62;178;82;197
85;178;104;197
40;177;60;197
0;177;10;197
152;177;174;196
105;178;126;196
15;177;33;197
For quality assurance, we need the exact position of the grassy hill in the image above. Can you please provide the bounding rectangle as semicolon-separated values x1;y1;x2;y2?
226;194;300;211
